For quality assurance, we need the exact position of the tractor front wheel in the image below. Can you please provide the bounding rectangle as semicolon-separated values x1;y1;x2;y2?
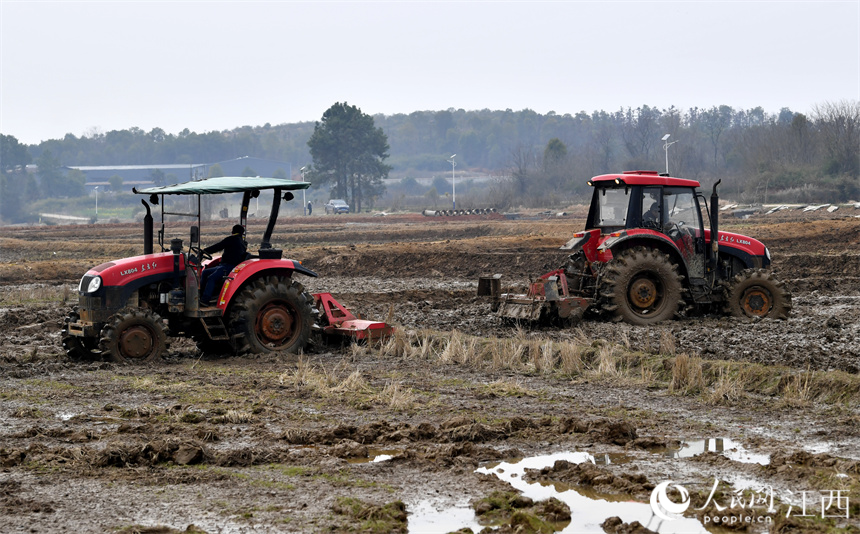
725;269;792;320
99;308;169;364
228;276;314;354
601;247;683;326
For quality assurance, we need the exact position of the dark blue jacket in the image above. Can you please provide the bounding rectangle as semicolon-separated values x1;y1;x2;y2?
204;234;247;266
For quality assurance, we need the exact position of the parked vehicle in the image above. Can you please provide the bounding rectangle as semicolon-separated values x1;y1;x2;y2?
325;199;350;214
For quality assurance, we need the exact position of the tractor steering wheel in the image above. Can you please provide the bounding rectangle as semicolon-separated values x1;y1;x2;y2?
189;248;212;266
666;222;686;240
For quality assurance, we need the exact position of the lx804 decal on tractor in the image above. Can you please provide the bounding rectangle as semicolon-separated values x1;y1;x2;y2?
479;171;792;326
62;176;392;364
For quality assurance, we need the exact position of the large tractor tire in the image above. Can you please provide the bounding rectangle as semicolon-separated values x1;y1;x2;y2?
61;308;101;361
725;269;792;320
99;308;169;364
228;276;314;354
600;247;683;326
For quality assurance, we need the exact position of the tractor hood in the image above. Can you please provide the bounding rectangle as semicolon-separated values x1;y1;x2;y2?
704;229;767;257
80;252;182;293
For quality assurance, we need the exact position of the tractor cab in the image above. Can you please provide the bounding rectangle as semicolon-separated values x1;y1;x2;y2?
581;171;710;282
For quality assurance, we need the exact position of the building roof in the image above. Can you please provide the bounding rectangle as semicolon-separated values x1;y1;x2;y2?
68;164;205;171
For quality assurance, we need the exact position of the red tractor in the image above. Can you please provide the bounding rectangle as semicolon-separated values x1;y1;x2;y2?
62;176;391;363
480;171;792;325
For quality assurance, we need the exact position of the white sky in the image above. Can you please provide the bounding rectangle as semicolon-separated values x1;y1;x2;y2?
1;0;858;145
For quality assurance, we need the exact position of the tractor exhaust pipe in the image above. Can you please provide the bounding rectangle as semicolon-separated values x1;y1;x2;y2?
142;200;153;255
710;179;721;271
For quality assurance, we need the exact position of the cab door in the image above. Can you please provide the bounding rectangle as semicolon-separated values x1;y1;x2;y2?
662;187;705;280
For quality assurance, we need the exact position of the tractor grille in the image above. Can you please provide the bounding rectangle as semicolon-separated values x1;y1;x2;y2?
78;294;111;324
79;274;97;293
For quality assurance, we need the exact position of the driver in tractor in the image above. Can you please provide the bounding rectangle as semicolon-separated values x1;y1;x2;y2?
643;201;660;225
199;224;247;306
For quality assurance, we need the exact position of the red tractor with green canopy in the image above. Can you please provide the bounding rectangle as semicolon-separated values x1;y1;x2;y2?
62;176;391;363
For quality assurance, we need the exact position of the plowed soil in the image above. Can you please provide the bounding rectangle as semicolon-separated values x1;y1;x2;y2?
1;209;859;533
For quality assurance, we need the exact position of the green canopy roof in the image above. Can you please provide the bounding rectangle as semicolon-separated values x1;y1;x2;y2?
133;176;311;195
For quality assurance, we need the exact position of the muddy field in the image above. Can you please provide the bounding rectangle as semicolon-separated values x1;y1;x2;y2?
1;209;859;534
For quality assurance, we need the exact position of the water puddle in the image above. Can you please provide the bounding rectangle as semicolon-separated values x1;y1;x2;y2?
407;500;483;533
347;448;400;464
802;441;834;455
474;451;711;533
592;452;635;465
662;438;770;465
55;412;123;424
408;442;775;533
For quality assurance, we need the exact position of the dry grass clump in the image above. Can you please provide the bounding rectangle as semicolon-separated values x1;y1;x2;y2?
492;337;528;371
594;344;623;379
222;409;254;424
480;378;538;398
558;342;584;376
332;370;371;394
377;327;652;382
659;328;676;356
379;328;411;358
278;357;338;395
778;369;813;407
439;330;469;364
376;382;416;411
704;367;749;405
669;353;704;395
535;341;555;375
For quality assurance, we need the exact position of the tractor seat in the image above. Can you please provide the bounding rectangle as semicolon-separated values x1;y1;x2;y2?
258;249;283;260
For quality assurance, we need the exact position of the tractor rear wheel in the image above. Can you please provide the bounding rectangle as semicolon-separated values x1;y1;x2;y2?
725;269;792;319
228;276;314;354
600;247;683;326
99;308;169;364
61;308;101;361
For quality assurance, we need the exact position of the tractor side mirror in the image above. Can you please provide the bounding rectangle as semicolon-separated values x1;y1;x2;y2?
149;194;159;205
283;192;294;201
190;225;199;247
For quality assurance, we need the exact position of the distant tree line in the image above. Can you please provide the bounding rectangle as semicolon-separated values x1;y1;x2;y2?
1;100;858;221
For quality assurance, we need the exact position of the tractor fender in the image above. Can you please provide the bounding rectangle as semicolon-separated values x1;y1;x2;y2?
216;258;318;309
560;229;601;261
598;231;691;279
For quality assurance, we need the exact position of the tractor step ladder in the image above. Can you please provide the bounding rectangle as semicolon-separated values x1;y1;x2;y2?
200;316;230;341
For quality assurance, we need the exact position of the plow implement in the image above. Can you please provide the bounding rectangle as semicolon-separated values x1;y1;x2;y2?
478;269;591;326
312;292;393;341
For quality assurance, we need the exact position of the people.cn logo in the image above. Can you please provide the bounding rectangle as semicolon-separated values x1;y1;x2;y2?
650;480;691;521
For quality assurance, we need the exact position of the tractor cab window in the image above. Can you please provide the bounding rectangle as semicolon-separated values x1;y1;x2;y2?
596;187;629;228
641;186;663;229
663;188;702;235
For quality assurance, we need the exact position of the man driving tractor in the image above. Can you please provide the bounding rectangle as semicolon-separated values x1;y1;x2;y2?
199;224;247;305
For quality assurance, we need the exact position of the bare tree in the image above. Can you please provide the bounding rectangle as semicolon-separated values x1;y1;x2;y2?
812;100;860;178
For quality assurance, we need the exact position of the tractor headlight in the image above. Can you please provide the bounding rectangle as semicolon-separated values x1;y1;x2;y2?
765;247;771;261
81;275;102;294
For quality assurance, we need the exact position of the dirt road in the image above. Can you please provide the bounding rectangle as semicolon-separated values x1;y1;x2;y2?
1;211;858;533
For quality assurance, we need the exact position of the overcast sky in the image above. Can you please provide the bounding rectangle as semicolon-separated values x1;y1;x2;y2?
1;1;858;145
